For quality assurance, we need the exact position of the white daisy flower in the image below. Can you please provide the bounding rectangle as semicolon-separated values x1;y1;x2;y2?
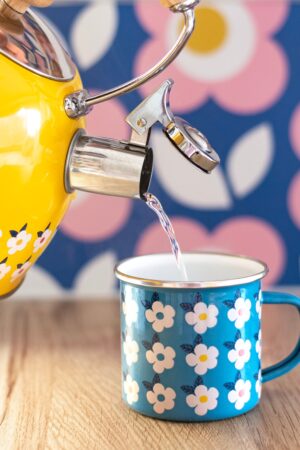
256;370;262;399
227;296;251;329
186;385;219;416
33;228;52;253
7;226;32;255
228;338;251;370
185;302;218;334
228;379;251;410
123;335;139;367
146;383;176;414
10;261;31;283
186;344;219;375
256;291;262;320
122;297;138;327
0;260;11;280
123;374;139;405
146;342;176;374
256;330;262;359
145;301;175;333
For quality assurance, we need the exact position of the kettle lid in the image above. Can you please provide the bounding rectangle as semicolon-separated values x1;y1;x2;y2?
0;9;75;81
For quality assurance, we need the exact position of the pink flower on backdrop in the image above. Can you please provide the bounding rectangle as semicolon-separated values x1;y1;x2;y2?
136;217;286;286
61;94;132;242
135;1;289;114
288;105;300;229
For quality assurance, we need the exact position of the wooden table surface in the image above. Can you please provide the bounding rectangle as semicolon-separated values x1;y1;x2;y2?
0;300;298;450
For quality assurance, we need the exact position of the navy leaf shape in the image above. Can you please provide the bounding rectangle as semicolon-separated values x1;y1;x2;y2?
37;231;43;238
235;289;242;299
152;333;160;345
193;334;203;346
181;385;195;395
0;257;8;264
254;332;259;341
194;376;203;387
142;300;153;309
152;292;160;303
254;373;259;381
224;382;235;391
235;372;242;382
153;374;160;385
180;303;194;312
142;340;152;350
121;332;126;341
223;300;235;308
235;330;241;341
180;344;194;354
9;230;18;237
143;381;153;391
224;341;235;350
193;293;202;305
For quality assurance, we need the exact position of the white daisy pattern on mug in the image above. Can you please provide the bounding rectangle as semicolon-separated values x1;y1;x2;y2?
122;294;139;327
145;301;175;333
7;224;32;255
0;259;11;280
186;344;219;376
123;334;139;367
226;291;252;329
146;342;176;374
146;382;176;415
123;374;139;405
185;383;219;416
255;330;262;359
182;298;219;334
228;379;252;410
255;370;262;398
255;290;262;320
228;338;252;370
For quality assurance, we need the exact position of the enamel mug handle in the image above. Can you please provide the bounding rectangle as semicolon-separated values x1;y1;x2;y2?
262;291;300;383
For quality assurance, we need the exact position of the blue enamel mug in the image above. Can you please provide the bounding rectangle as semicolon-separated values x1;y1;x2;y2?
115;253;300;421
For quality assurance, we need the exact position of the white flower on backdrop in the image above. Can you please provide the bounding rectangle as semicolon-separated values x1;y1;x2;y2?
152;123;274;210
146;383;176;414
228;338;252;370
186;385;219;416
70;0;118;70
186;343;219;376
146;342;176;374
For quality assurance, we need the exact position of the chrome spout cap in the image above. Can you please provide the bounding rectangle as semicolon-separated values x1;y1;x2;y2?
65;131;153;199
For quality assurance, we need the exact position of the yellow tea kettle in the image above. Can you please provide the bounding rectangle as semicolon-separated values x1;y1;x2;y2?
0;0;220;297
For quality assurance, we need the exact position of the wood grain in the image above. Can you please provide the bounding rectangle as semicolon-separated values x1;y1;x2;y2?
0;300;298;450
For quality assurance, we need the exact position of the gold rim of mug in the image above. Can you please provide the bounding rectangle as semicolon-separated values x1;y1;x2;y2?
115;252;269;289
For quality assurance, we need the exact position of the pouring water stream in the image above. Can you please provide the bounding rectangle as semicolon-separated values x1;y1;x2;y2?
144;193;188;281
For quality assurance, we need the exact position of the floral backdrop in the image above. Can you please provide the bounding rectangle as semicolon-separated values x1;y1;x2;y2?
16;0;300;298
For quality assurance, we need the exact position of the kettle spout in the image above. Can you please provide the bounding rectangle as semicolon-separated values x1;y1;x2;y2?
65;130;153;199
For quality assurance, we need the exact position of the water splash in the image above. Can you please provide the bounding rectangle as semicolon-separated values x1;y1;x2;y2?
144;193;188;281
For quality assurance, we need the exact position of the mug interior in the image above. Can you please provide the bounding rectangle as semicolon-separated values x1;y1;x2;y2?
115;253;268;288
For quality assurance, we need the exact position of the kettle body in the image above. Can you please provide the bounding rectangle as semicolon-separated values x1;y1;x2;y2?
0;54;84;297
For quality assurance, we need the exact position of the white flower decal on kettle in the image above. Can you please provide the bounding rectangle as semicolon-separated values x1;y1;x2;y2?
0;258;11;280
224;289;251;329
144;293;175;333
7;224;32;255
143;333;175;374
182;376;219;416
10;258;32;283
225;331;252;370
181;334;219;376
143;374;176;415
33;224;52;253
180;293;218;334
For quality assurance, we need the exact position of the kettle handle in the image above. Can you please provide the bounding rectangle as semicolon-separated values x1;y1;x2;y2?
65;0;200;118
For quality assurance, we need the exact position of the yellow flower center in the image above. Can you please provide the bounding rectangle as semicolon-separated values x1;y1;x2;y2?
181;7;228;54
199;313;207;321
199;395;208;403
16;239;23;246
199;354;208;362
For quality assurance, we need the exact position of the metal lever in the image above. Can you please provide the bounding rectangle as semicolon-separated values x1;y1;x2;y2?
126;80;220;173
65;1;200;118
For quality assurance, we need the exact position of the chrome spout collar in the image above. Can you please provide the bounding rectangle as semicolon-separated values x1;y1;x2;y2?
65;131;153;199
